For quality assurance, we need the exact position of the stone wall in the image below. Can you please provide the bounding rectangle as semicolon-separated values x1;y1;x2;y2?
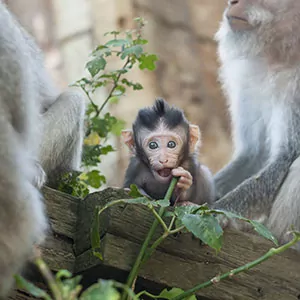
4;0;232;188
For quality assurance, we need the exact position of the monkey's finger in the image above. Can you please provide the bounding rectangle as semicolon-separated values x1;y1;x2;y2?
172;168;192;179
177;182;192;190
178;176;193;186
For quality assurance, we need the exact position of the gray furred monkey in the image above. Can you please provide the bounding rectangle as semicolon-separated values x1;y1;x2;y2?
122;98;215;206
213;0;300;248
0;2;85;297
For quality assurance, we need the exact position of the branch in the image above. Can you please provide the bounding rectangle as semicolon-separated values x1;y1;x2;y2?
121;177;178;300
171;232;300;300
96;58;131;117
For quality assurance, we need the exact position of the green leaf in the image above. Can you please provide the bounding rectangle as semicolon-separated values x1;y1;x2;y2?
93;45;112;57
93;250;103;260
56;269;73;280
112;85;126;96
121;45;143;59
181;214;223;252
111;119;126;136
215;210;278;245
86;57;107;77
121;78;143;90
139;54;158;71
105;39;129;47
134;38;148;45
104;30;120;37
60;275;82;296
86;170;106;189
100;145;115;155
80;280;120;300
129;184;144;198
108;96;120;104
14;275;51;300
174;205;202;219
158;287;196;300
249;220;278;245
156;199;170;207
91;208;101;250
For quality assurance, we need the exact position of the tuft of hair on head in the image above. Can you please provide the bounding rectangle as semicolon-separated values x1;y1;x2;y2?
134;97;189;131
152;97;170;117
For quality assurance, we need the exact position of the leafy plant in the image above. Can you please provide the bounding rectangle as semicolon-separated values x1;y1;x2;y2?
58;17;158;198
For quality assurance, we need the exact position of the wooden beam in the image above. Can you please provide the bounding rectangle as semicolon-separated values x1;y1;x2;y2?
74;188;300;300
11;187;300;300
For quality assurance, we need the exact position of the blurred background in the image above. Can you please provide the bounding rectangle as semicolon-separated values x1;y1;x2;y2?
4;0;231;188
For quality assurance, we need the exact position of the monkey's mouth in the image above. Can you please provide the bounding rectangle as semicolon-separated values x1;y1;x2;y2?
157;168;172;178
153;168;173;182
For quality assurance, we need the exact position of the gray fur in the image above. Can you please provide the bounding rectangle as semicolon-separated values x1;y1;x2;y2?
213;0;300;247
0;2;85;297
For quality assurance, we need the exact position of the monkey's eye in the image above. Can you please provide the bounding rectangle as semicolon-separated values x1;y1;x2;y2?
167;141;176;148
149;141;159;150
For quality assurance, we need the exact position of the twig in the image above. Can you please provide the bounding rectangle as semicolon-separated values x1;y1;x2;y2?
149;206;169;232
34;257;62;300
96;58;131;117
171;232;300;300
121;177;178;300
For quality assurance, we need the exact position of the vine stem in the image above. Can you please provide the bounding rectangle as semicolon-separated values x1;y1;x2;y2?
33;248;62;300
121;177;178;300
96;57;131;117
171;233;300;300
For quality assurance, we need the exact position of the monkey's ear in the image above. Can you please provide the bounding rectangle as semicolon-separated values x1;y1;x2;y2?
121;129;135;153
189;124;201;153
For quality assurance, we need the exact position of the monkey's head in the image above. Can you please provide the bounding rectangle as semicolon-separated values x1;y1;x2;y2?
122;98;201;183
216;0;300;63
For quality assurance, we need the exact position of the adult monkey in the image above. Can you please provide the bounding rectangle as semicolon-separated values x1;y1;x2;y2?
213;0;300;248
0;2;85;297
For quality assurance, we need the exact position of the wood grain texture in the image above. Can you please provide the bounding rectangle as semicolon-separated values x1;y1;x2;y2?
11;187;300;300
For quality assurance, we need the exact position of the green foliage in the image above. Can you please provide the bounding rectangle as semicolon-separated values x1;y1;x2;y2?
158;287;197;300
15;275;52;300
181;213;223;252
58;17;158;197
80;280;120;300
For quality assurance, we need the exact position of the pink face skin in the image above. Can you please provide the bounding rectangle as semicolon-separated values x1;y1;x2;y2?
142;131;193;191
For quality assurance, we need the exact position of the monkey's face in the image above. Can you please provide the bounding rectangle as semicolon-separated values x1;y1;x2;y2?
217;0;300;62
142;129;185;183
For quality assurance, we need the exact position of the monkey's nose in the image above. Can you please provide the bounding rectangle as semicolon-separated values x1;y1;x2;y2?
229;0;239;5
159;159;168;164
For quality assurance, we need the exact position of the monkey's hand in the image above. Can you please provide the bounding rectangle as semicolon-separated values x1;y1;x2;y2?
172;167;193;191
32;160;47;189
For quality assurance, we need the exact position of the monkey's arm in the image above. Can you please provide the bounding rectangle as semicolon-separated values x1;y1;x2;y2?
214;154;266;199
39;89;86;186
213;151;296;220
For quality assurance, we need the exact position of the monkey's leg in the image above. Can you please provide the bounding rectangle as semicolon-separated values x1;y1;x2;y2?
213;151;296;224
267;156;300;249
39;89;86;185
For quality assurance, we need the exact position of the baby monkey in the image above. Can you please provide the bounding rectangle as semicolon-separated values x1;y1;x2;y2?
122;98;215;206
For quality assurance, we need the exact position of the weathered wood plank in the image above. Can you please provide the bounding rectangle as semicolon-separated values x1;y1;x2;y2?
40;233;75;272
75;233;300;300
74;188;300;300
17;187;300;300
43;186;79;240
75;188;131;255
